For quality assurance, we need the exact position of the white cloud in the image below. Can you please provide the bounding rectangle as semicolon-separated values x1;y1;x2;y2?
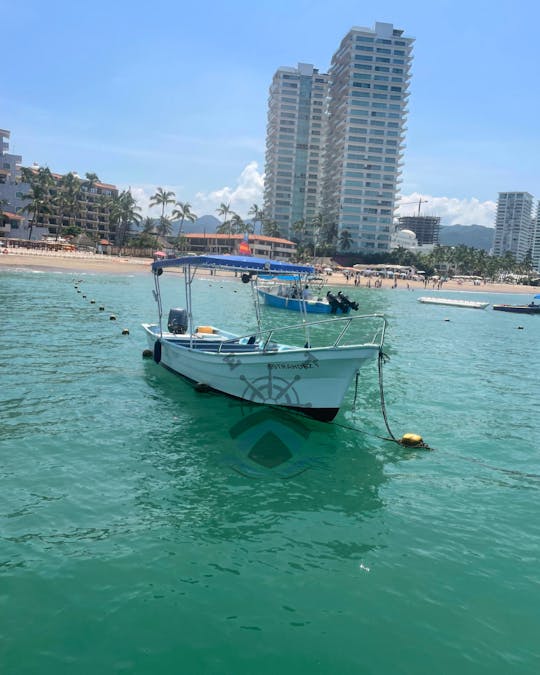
193;161;264;218
124;172;497;229
122;162;264;220
118;183;184;218
397;193;497;228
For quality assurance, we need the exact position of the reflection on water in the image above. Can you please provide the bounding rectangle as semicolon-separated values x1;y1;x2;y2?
138;364;390;552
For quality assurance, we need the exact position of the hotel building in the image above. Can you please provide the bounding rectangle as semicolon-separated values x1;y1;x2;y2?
493;192;534;262
0;128;26;238
0;128;118;242
263;23;414;252
263;63;329;240
533;203;540;272
322;23;414;251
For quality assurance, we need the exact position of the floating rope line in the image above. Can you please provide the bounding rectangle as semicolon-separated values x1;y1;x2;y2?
73;281;128;335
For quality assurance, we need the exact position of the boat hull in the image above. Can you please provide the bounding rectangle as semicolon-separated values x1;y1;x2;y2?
258;289;352;314
493;304;540;314
142;324;379;421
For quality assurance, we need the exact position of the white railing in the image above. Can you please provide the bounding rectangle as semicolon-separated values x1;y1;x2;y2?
217;314;386;353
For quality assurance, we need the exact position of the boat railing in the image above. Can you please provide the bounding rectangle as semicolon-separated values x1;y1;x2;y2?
216;313;386;353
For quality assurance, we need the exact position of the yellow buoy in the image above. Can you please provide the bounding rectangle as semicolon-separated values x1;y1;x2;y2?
401;433;423;447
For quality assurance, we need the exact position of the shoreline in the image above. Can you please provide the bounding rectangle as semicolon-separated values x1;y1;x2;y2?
1;250;538;295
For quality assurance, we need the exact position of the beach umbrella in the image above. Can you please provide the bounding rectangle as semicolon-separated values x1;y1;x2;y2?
99;239;110;245
154;251;166;257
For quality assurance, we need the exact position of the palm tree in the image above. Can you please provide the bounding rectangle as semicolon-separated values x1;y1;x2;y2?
248;204;264;234
142;216;156;235
55;172;82;241
113;190;142;247
322;221;338;248
310;213;325;259
338;229;353;251
157;216;173;238
292;219;306;243
83;172;100;193
19;166;55;240
216;202;232;234
230;213;244;234
171;201;197;238
149;187;176;222
129;216;156;248
262;219;281;238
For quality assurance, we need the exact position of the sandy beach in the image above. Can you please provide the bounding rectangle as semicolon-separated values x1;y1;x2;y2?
1;249;538;295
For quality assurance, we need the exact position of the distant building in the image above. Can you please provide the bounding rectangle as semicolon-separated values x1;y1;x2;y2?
322;23;414;253
532;202;540;273
493;192;534;262
28;169;119;243
263;63;329;240
0;128;30;238
184;233;297;260
0;128;118;242
263;23;414;253
397;215;440;246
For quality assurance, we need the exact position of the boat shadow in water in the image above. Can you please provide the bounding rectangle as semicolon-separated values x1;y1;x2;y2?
143;361;330;478
142;360;393;483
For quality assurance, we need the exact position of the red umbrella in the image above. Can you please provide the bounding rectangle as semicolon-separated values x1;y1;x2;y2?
153;251;166;257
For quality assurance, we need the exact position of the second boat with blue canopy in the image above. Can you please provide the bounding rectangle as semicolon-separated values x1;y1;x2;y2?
142;254;386;422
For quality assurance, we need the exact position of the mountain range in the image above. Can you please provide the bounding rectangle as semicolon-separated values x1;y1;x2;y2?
439;224;494;251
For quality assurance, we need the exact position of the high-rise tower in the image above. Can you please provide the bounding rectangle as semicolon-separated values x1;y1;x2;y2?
493;192;534;262
263;63;329;240
322;23;414;252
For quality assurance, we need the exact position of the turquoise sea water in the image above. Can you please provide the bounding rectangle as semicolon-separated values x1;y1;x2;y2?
1;266;539;674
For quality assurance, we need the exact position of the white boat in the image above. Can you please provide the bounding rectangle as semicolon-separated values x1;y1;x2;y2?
142;254;386;422
418;296;489;309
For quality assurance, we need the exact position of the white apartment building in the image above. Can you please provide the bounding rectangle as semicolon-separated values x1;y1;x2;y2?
0;129;34;238
531;202;540;273
322;23;414;252
263;63;329;240
493;192;534;262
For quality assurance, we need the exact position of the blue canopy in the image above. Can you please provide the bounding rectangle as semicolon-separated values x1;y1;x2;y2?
152;254;314;275
534;294;540;299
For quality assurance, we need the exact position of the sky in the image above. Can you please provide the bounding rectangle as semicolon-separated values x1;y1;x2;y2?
2;0;540;228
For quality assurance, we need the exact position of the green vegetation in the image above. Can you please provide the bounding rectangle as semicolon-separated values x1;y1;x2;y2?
12;174;537;280
333;244;537;282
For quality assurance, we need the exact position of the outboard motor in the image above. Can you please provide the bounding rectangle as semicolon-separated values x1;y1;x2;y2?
326;291;341;314
337;291;359;312
167;308;188;334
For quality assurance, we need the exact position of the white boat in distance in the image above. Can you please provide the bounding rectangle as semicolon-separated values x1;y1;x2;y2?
142;254;386;422
418;296;489;309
